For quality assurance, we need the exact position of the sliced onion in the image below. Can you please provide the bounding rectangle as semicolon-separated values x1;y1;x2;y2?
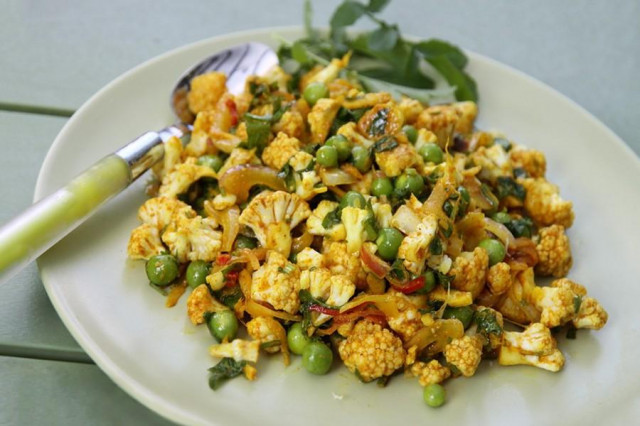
319;168;358;186
339;294;399;317
291;227;314;254
245;299;301;322
219;165;286;202
483;217;515;249
360;244;391;278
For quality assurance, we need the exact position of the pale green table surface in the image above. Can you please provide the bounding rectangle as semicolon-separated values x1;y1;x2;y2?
1;1;638;424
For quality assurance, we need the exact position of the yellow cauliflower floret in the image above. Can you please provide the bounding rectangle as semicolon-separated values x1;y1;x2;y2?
209;339;260;363
374;144;420;177
300;267;355;325
295;247;325;270
415;101;477;144
510;145;546;178
261;132;301;170
486;262;512;295
261;65;291;92
251;251;301;314
397;96;424;124
528;283;576;328
152;135;183;180
427;286;473;307
308;98;341;143
338;319;406;382
470;144;512;182
158;158;217;198
323;241;367;287
443;335;484;377
371;201;392;228
295;170;327;200
336;122;374;148
187;71;227;114
288;151;315;172
498;323;564;372
410;360;452;386
187;284;222;325
210;193;237;211
573;296;608;330
397;214;438;275
217;147;259;177
520;177;574;228
340;206;370;253
535;225;572;277
304;54;350;87
386;290;424;341
246;317;284;353
161;215;222;263
451;247;489;297
273;110;305;139
306;200;346;241
127;223;165;260
238;191;311;258
137;197;195;230
342;91;391;110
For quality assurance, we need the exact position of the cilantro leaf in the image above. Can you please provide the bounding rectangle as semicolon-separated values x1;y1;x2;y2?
208;358;246;390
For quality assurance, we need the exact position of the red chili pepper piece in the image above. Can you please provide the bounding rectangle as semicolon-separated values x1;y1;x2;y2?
390;276;425;294
226;99;239;127
224;270;239;288
216;253;231;266
309;304;341;316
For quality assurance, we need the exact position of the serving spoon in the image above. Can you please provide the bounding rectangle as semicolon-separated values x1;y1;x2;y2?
0;42;278;285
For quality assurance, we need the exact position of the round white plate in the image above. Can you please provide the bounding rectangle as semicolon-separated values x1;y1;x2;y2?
36;27;640;425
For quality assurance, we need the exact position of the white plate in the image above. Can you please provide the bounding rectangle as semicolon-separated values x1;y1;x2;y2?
36;27;640;425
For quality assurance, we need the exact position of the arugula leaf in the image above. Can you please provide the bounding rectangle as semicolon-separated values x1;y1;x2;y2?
416;39;468;69
330;1;367;29
367;0;390;12
368;24;399;51
425;54;478;101
208;358;246;390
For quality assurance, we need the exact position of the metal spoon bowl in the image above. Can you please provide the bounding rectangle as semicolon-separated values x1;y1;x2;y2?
0;42;278;284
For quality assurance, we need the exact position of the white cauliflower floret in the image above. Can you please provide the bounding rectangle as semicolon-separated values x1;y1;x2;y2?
210;193;237;211
127;223;165;260
386;290;424;341
295;170;327;200
261;132;301;170
137;197;195;230
338;319;406;382
187;72;227;114
246;316;285;353
336;122;374;148
371;201;393;228
323;241;367;287
529;284;576;328
300;268;355;325
340;206;370;253
288;151;315;172
295;247;325;270
509;145;546;178
187;284;226;325
397;96;424;124
397;214;438;275
374;144;420;177
308;98;341;143
209;339;260;363
535;225;572;277
573;296;608;330
158;157;217;198
520;177;574;228
410;360;451;386
498;322;564;372
306;200;346;241
470;144;512;182
251;251;301;314
238;191;311;258
273;110;305;139
443;335;484;377
486;262;512;296
161;215;222;263
451;247;489;297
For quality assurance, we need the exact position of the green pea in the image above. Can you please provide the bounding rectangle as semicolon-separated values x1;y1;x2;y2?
316;145;339;168
339;191;367;210
478;238;506;266
403;125;418;144
303;82;329;105
371;177;393;197
186;260;210;289
394;168;424;198
351;145;372;173
234;235;258;250
208;310;239;342
442;306;475;329
423;383;446;407
419;143;444;164
197;154;225;172
420;270;437;293
302;341;333;375
287;323;311;355
491;211;511;224
376;228;404;261
325;135;352;162
145;254;179;286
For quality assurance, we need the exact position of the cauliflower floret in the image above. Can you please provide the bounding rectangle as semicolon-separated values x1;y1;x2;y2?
336;122;374;148
295;247;325;270
374;144;420;177
306;200;346;241
288;151;315;172
510;145;546;178
342;92;392;110
386;290;424;341
210;193;237;211
300;267;355;325
152;135;183;180
273;110;305;139
443;335;484;377
338;319;406;382
158;158;217;198
304;54;350;87
397;214;438;275
528;283;575;328
217;147;259;177
427;286;473;307
261;65;291;92
486;262;512;295
137;197;195;230
470;144;512;182
308;98;341;143
410;360;452;386
371;201;393;228
323;241;367;287
246;316;285;353
494;267;542;325
340;206;370;253
187;284;224;325
573;296;608;330
295;170;327;200
415;101;477;144
209;339;260;363
251;251;301;314
520;177;574;228
127;223;165;260
451;247;489;297
238;191;311;258
498;323;564;372
187;72;227;114
261;132;301;170
161;215;222;263
397;96;424;124
535;225;572;277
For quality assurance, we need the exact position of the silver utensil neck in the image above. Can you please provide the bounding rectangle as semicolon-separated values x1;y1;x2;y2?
115;124;190;180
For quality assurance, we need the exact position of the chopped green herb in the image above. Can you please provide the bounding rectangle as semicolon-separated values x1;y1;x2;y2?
322;206;342;229
573;295;583;313
474;308;503;337
368;108;390;136
495;176;526;201
278;164;297;192
505;217;534;238
208;357;247;390
373;135;398;152
429;237;443;255
260;340;282;350
244;113;272;154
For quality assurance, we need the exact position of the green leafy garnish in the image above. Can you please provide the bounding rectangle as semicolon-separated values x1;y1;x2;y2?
429;237;443;255
495;176;526;201
573;295;583;313
208;357;247;390
216;285;243;309
368;108;389;136
260;340;282;350
243;113;272;154
278;163;297;192
505;216;534;238
372;135;398;152
474;308;503;337
322;206;342;229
